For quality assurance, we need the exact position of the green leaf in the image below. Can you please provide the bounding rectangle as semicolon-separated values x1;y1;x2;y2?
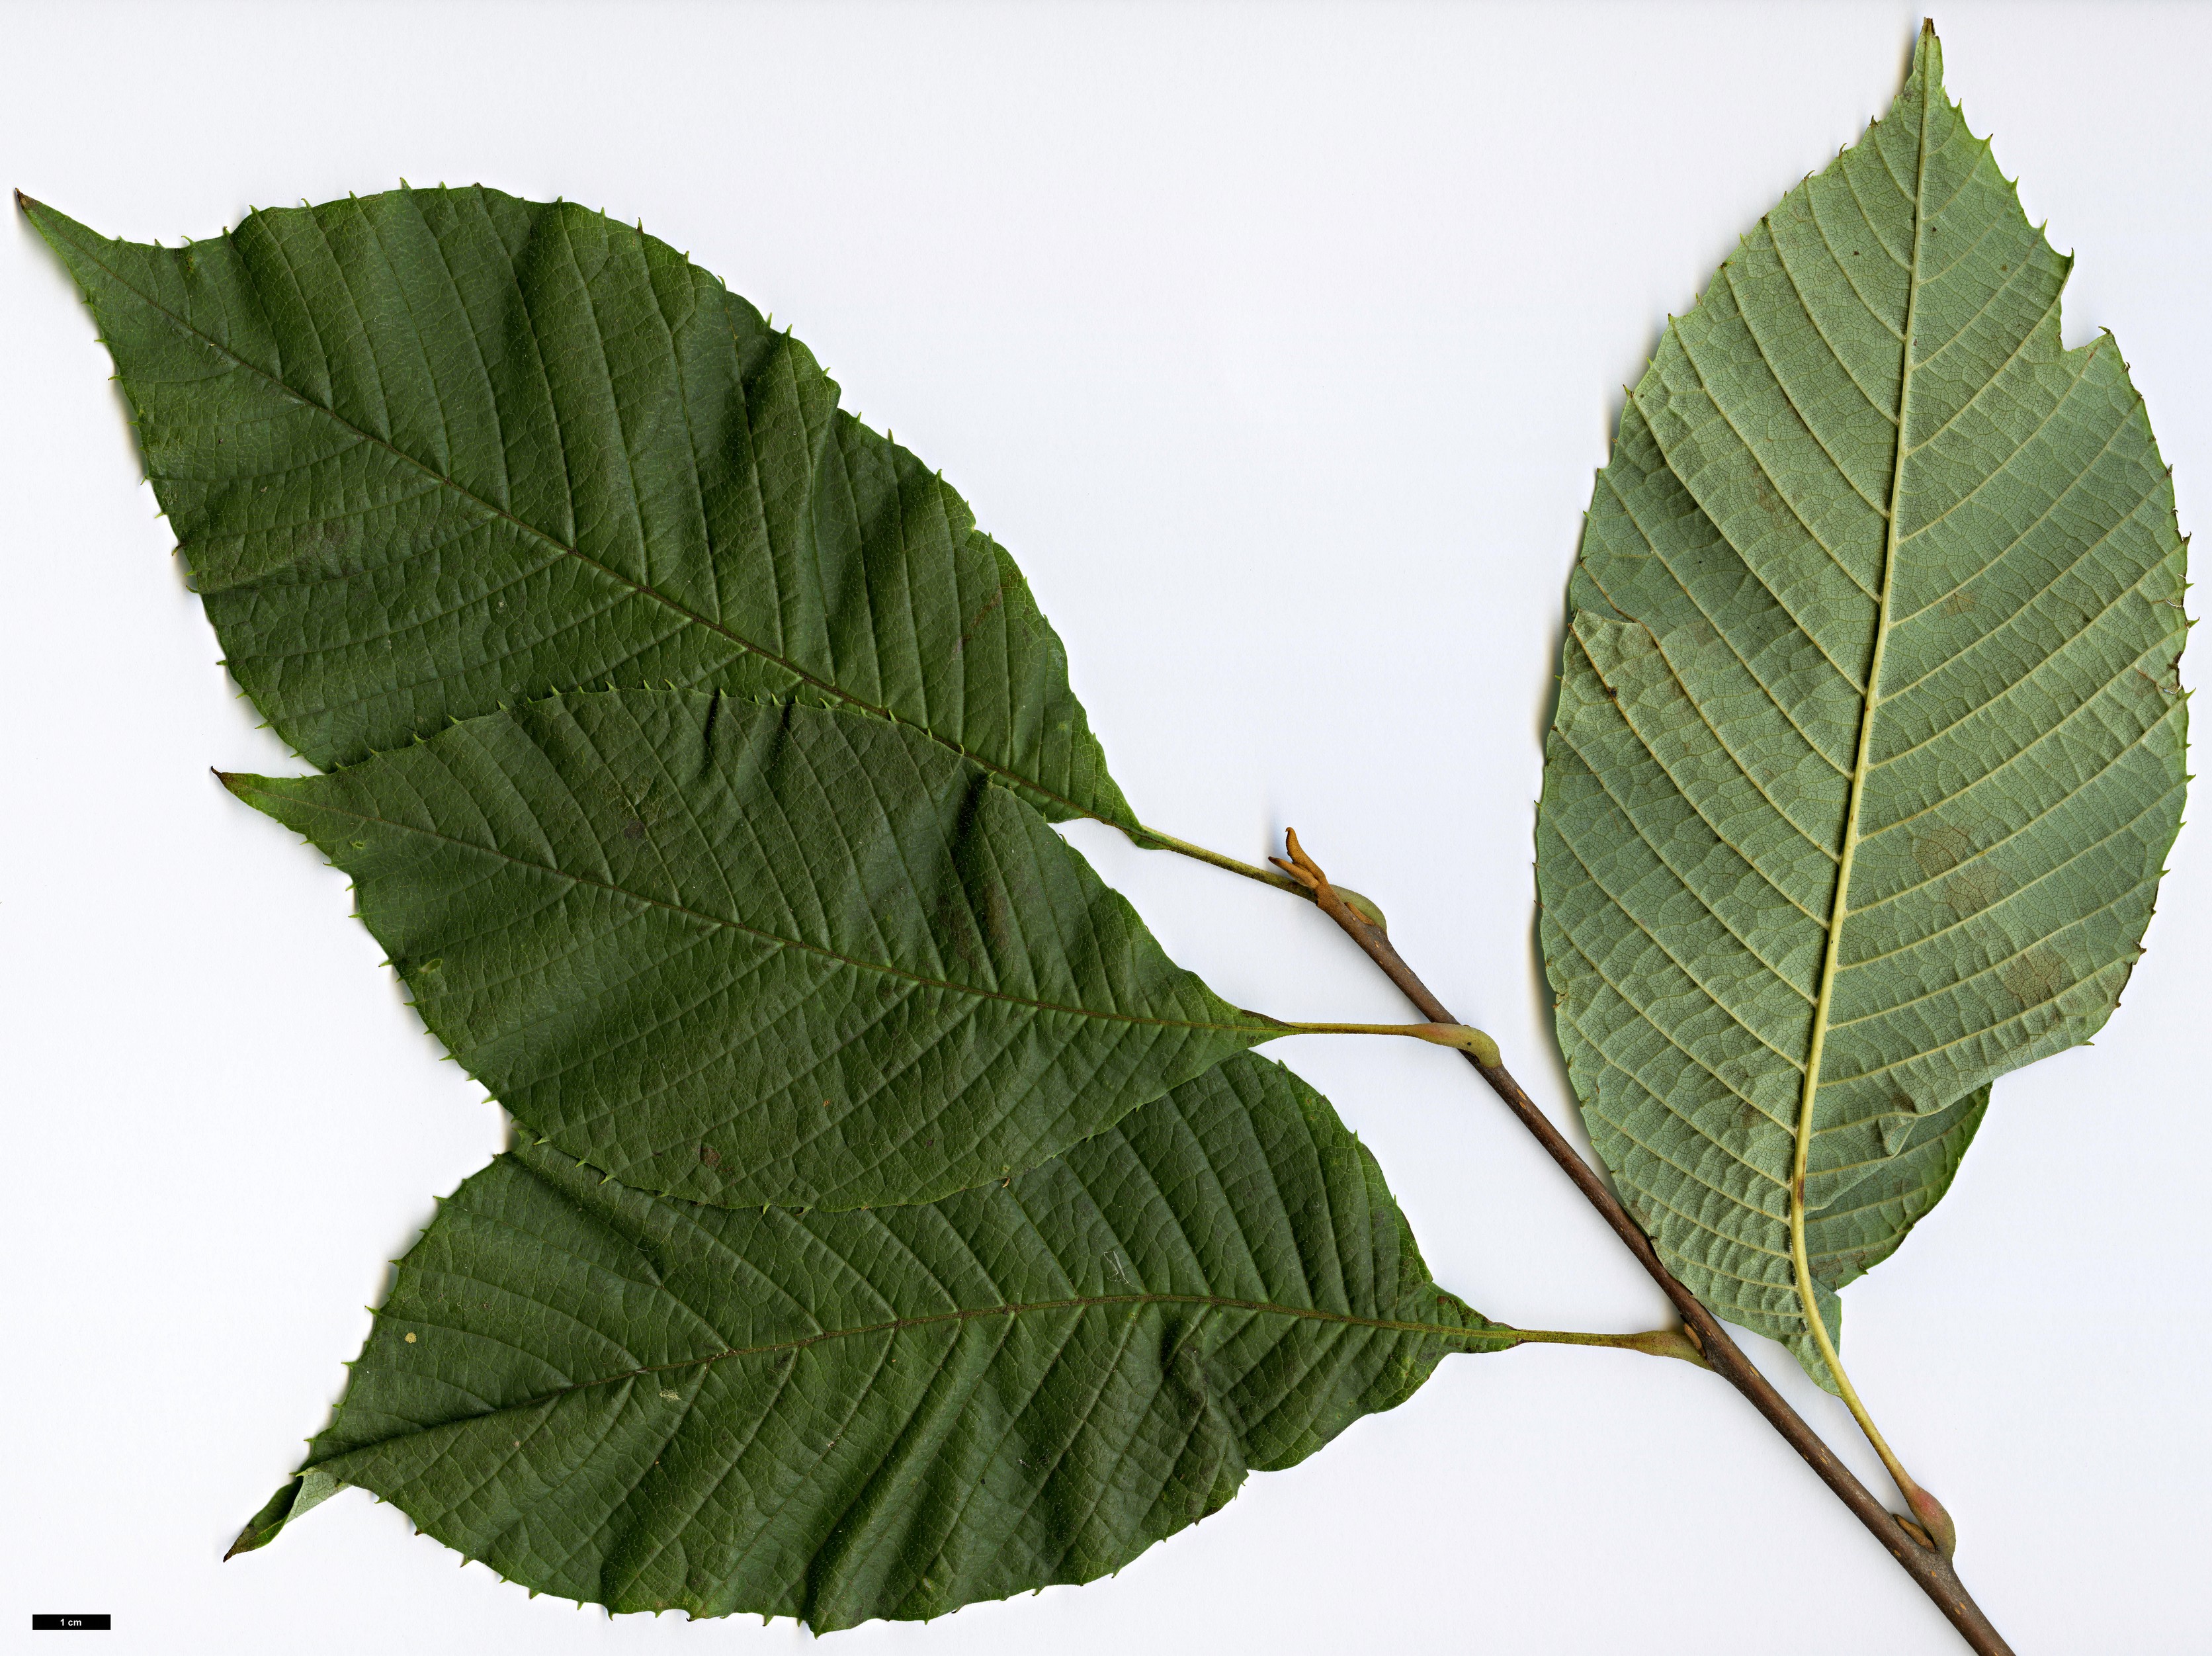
24;186;1133;829
228;689;1284;1211
1535;28;2188;1388
231;1055;1509;1628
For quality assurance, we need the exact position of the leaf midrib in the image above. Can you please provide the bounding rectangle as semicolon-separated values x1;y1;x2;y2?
48;209;1103;821
314;1289;1507;1466
1789;67;1934;1324
224;776;1281;1039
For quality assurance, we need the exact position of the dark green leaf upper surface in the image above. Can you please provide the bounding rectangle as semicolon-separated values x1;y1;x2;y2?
1536;33;2188;1384
228;690;1279;1209
242;1056;1506;1629
27;187;1132;827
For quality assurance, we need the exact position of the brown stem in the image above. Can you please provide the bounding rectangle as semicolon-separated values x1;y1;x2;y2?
1270;828;2015;1656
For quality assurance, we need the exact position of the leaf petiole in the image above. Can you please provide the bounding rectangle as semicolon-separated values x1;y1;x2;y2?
1130;822;1390;932
1271;1020;1502;1066
1504;1326;1709;1366
1789;1239;1959;1557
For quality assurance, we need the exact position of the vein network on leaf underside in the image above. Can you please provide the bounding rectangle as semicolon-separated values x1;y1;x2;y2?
1877;512;2164;765
1891;334;2098;552
1578;510;1859;771
1633;376;1883;623
1838;789;2179;979
1563;617;1842;903
1861;650;2177;852
1550;934;1804;1143
1543;744;1824;1018
1718;264;1896;513
1886;451;2150;672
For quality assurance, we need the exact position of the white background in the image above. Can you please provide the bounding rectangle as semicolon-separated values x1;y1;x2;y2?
2;3;2205;1652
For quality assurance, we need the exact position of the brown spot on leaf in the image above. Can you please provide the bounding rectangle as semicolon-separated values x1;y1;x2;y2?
1751;475;1786;527
1941;587;1978;617
697;1144;722;1168
1914;824;1974;879
1943;863;2006;916
2001;945;2068;1006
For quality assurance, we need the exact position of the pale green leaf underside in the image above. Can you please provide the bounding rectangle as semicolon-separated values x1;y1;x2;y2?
28;187;1133;829
230;691;1279;1211
233;1055;1506;1630
1537;34;2187;1385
